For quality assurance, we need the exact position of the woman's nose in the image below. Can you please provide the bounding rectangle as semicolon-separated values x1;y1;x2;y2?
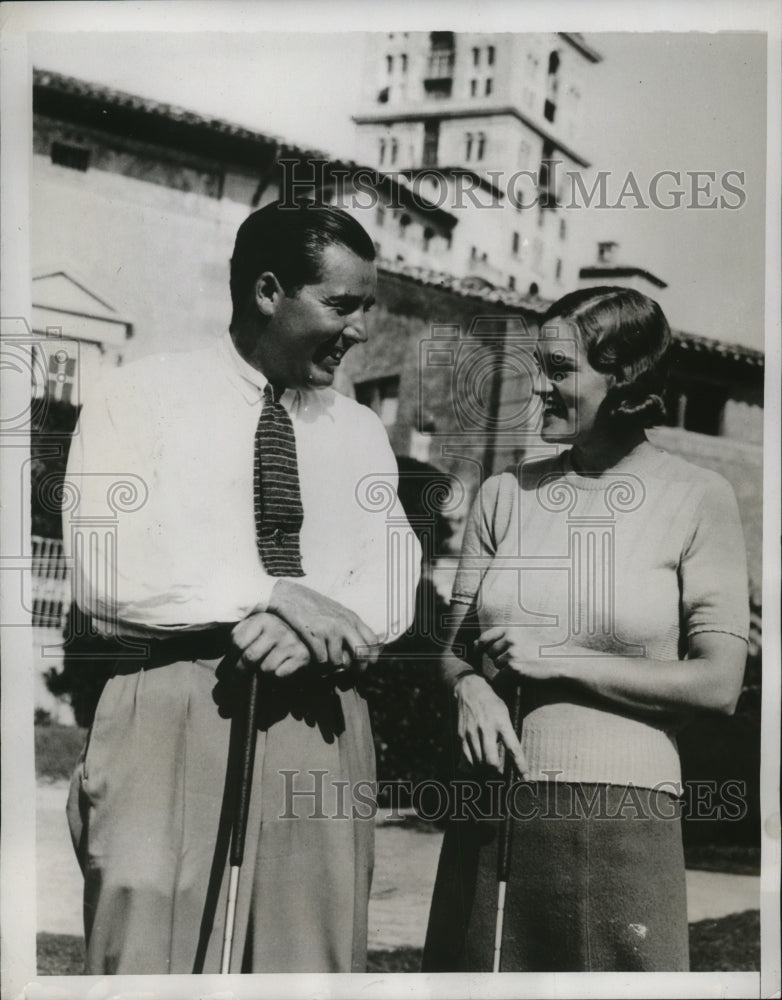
532;369;553;396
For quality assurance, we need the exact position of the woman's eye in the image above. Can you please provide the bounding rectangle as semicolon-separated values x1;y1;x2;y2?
551;372;567;383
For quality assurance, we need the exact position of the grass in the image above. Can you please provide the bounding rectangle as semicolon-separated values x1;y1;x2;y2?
35;723;87;783
37;912;761;974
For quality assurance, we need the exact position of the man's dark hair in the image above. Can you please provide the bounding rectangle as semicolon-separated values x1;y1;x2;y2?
229;200;376;328
540;285;671;428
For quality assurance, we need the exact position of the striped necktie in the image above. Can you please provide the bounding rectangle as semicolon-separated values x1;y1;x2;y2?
254;382;305;576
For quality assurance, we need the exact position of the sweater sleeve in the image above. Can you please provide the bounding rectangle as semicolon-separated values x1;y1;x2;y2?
450;472;514;605
679;473;749;642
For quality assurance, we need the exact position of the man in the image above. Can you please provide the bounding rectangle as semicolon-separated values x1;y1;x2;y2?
64;201;421;974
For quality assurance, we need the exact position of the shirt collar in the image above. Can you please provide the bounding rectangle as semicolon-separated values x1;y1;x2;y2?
218;331;288;406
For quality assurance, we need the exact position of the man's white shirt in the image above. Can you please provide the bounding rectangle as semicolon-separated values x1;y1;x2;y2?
64;332;421;639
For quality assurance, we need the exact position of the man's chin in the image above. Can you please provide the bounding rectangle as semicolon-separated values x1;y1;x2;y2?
304;365;336;388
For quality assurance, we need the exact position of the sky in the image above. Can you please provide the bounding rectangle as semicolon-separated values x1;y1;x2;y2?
28;26;769;349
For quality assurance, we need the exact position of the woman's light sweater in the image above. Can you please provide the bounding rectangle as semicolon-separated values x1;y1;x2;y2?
448;441;749;791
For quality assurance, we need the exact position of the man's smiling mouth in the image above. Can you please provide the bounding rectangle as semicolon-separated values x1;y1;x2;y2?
313;337;346;367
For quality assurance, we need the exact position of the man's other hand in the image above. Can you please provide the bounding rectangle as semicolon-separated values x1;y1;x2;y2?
266;580;381;672
231;611;311;678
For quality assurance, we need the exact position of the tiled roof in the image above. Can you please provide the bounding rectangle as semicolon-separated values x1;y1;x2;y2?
379;260;765;365
33;68;454;219
33;68;322;160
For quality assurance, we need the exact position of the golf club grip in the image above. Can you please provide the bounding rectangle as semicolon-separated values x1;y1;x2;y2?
497;681;523;883
230;669;260;868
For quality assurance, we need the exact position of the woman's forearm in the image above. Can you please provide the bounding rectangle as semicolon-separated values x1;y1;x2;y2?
557;633;746;717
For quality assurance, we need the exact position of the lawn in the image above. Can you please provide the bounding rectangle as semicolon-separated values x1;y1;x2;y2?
37;911;761;974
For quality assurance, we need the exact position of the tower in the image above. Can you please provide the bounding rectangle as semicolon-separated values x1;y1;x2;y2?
354;31;602;298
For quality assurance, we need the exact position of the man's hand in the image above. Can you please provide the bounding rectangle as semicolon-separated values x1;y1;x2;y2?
231;611;311;678
266;579;382;672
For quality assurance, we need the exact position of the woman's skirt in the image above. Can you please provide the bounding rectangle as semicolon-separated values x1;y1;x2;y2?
422;777;689;972
66;632;376;975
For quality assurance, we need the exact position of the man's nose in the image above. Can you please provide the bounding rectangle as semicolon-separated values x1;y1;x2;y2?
343;309;368;344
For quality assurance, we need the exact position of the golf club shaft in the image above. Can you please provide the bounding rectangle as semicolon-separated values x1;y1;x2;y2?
493;680;523;972
221;866;240;973
221;668;261;973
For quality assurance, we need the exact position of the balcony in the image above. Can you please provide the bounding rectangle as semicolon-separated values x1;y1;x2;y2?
424;51;454;96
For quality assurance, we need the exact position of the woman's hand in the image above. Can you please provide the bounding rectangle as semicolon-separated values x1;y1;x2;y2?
231;610;312;678
475;627;565;682
454;673;529;777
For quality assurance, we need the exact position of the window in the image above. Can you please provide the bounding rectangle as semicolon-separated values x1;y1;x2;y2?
386;55;393;74
390;138;398;165
559;218;567;241
472;47;480;66
465;133;473;160
545;49;561;123
476;133;486;160
379;139;386;165
376;205;386;227
488;45;495;66
50;142;90;172
508;275;516;290
423;226;434;251
423;119;440;166
512;231;520;255
355;376;400;428
470;78;477;97
470;245;477;260
485;78;493;96
398;212;411;237
401;53;408;72
555;258;563;281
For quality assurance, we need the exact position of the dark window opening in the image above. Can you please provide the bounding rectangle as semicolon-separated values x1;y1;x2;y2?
423;120;440;167
684;386;728;435
51;142;90;172
488;46;495;66
485;78;493;96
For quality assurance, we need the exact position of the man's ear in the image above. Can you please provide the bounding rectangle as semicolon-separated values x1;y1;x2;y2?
254;271;285;318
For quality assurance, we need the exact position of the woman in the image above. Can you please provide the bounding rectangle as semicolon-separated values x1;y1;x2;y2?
422;286;749;972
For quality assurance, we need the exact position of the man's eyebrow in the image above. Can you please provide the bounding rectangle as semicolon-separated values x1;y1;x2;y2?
325;293;375;307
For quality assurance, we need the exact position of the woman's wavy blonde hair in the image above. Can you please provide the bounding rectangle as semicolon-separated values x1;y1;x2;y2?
540;286;672;427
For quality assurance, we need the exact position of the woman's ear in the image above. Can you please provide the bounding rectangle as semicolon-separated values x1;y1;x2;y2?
253;271;285;318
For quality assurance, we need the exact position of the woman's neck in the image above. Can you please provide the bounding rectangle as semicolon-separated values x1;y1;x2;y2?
570;427;648;476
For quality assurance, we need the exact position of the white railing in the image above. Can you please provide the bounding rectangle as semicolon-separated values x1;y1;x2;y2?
31;535;70;629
